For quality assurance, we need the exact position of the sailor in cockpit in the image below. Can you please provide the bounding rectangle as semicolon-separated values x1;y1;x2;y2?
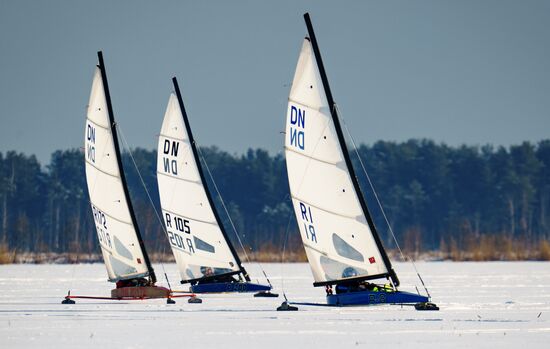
333;267;393;294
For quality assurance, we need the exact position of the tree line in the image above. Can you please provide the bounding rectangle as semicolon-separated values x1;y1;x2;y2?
1;139;549;261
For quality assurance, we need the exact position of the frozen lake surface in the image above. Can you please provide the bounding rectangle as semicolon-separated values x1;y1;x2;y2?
1;262;549;348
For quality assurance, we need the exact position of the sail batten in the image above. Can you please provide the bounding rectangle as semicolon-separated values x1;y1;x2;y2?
287;98;325;112
290;195;361;220
156;170;202;184
160;207;218;226
284;15;398;286
85;161;122;179
159;133;191;143
284;146;341;166
86;202;133;226
303;242;328;256
157;78;246;284
84;52;154;283
86;118;111;131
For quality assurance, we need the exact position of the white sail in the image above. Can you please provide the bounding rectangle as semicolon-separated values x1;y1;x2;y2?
84;67;149;282
285;38;389;284
157;92;240;283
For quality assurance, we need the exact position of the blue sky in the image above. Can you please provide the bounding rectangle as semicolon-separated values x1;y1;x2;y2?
1;0;549;164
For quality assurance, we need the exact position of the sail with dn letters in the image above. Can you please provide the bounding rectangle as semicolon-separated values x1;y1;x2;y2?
284;24;395;288
84;52;154;283
156;78;273;295
281;14;436;309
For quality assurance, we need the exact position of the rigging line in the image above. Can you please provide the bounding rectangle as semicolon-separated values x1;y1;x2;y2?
116;124;172;290
67;249;79;297
64;160;82;295
334;103;431;299
195;147;250;263
67;198;88;294
279;198;295;303
195;146;271;285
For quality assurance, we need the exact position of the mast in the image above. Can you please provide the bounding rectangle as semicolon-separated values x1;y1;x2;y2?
97;51;156;284
171;77;250;282
303;14;399;286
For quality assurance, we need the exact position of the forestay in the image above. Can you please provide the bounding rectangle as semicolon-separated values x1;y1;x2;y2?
157;90;241;283
84;66;150;282
284;38;392;285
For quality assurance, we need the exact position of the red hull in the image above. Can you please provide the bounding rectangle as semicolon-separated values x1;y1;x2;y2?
111;286;171;299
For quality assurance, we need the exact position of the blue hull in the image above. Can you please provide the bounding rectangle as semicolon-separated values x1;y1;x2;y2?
326;290;428;306
190;282;271;294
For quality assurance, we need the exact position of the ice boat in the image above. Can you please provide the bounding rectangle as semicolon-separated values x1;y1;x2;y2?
156;77;275;296
282;14;437;309
63;52;193;304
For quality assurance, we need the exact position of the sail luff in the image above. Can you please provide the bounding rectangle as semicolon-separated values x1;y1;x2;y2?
171;77;250;282
96;51;156;284
302;13;398;286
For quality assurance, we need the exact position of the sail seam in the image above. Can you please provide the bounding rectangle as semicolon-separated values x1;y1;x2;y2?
290;194;359;219
284;146;339;166
88;202;133;226
161;208;218;226
156;170;202;184
86;118;111;131
85;160;120;179
167;243;192;256
159;133;191;144
302;242;328;256
287;98;322;112
184;253;239;268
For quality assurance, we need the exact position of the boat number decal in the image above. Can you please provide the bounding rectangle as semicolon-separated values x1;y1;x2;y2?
86;123;96;163
164;212;195;253
289;105;305;150
299;202;317;243
91;204;111;248
226;283;248;292
379;294;386;303
162;139;180;175
369;294;375;304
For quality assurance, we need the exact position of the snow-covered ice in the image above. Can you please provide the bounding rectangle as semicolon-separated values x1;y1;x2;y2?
1;262;549;348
